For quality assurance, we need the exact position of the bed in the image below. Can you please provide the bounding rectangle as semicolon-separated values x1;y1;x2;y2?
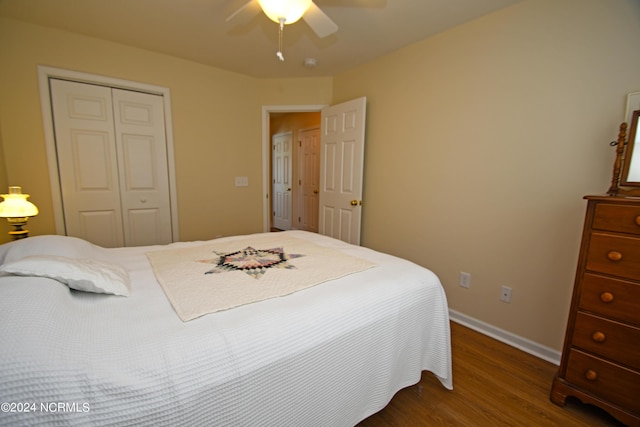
0;230;452;426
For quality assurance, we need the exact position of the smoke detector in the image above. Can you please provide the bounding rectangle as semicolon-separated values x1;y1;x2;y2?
303;57;318;68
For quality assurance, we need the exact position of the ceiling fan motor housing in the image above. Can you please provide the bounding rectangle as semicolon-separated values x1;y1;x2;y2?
257;0;312;24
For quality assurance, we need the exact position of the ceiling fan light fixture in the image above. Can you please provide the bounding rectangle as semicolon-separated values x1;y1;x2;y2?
257;0;312;25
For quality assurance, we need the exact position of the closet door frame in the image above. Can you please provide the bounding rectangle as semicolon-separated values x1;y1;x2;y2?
37;66;180;242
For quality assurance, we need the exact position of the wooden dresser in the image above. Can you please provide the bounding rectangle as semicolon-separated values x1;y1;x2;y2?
551;196;640;426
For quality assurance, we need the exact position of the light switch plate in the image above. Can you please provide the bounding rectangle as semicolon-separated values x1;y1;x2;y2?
235;176;249;187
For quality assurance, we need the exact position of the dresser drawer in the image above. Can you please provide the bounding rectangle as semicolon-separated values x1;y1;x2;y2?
593;203;640;235
572;312;640;371
586;233;640;281
565;349;640;414
579;273;640;326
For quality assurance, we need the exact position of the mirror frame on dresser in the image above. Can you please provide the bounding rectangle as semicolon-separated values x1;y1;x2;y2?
608;110;640;195
609;91;640;196
621;110;640;187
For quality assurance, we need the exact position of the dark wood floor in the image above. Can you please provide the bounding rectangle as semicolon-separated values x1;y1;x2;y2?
357;322;626;426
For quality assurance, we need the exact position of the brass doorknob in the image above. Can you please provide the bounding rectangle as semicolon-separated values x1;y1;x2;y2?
351;200;358;206
287;188;292;191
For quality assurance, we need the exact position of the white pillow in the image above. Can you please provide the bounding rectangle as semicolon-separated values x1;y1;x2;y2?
0;235;101;265
0;255;130;296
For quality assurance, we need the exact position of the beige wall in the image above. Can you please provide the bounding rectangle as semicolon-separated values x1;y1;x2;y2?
0;124;7;193
333;0;640;350
0;18;332;243
260;78;332;105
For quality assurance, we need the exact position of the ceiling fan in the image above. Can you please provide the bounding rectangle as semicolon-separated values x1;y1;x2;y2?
226;0;338;61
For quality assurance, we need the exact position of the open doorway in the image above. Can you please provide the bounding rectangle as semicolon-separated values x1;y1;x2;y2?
268;111;321;232
262;98;367;244
261;105;325;232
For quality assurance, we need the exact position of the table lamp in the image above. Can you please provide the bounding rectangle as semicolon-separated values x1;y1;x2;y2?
0;186;39;240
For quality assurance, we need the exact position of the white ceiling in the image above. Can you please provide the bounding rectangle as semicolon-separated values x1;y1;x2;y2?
0;0;522;78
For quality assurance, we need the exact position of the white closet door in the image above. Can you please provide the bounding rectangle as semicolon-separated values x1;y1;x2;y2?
50;79;172;247
51;79;125;247
112;89;172;246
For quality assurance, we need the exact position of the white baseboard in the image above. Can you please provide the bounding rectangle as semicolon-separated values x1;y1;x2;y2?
448;309;561;365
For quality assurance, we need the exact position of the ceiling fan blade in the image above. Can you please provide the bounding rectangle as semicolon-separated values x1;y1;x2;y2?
302;2;338;38
225;0;261;24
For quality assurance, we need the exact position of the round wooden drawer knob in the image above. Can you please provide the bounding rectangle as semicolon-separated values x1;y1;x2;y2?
636;215;640;226
607;251;623;261
600;292;614;303
584;369;598;381
592;331;606;343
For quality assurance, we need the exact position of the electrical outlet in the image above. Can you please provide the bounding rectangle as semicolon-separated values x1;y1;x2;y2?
459;272;471;288
500;286;512;303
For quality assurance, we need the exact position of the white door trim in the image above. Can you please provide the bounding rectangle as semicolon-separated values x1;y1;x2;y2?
261;105;326;232
37;66;180;242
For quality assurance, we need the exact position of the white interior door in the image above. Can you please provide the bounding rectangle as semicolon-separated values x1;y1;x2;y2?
112;89;172;246
319;97;367;245
298;127;320;232
50;79;172;247
51;79;125;247
272;132;293;230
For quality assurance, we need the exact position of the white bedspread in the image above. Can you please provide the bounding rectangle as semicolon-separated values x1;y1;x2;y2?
0;231;452;426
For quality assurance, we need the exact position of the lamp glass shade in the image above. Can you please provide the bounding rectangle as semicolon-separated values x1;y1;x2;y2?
257;0;311;24
0;186;39;218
